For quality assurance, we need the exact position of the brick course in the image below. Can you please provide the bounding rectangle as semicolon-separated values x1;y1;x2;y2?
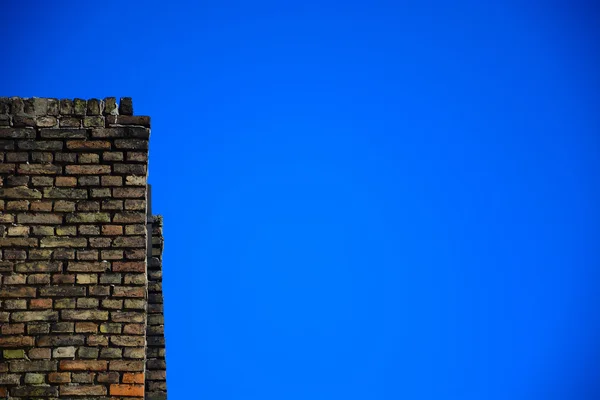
0;97;167;399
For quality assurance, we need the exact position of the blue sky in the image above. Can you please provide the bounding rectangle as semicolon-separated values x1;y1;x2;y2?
3;1;600;399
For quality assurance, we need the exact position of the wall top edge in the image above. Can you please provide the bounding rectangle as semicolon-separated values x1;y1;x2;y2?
0;97;143;117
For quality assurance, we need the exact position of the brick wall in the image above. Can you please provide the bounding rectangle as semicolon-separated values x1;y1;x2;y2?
0;97;166;398
145;216;167;399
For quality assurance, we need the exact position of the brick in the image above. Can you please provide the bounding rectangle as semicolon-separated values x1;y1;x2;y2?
112;236;145;248
44;187;88;199
11;386;59;396
65;164;111;174
51;322;74;333
123;346;145;358
125;175;146;185
111;311;145;323
110;384;144;397
18;140;63;150
100;348;122;359
0;186;42;199
17;163;62;175
60;384;107;395
28;274;51;284
110;335;145;347
0;237;37;247
56;225;77;235
77;297;99;308
39;286;86;297
3;274;26;284
66;140;111;150
40;128;86;138
73;98;87;115
9;360;57;372
31;151;54;162
83;116;105;127
67;261;110;272
0;336;34;347
29;348;51;359
55;152;77;162
119;97;133;114
113;187;146;198
79;225;100;235
78;175;100;186
114;163;146;175
76;273;99;284
3;249;27;259
97;371;120;383
31;176;55;186
0;286;36;297
113;261;145;272
53;346;76;358
8;226;29;236
78;347;99;358
6;175;29;186
103;97;117;115
75;322;98;333
77;201;101;212
66;212;110;223
3;299;27;309
37;335;85;346
59;98;74;114
55;176;77;186
40;237;87;247
90;187;111;197
87;334;109;346
127;151;148;162
112;286;145;298
59;116;82;127
79;153;100;163
11;310;58;322
102;298;123;308
54;200;77;211
3;349;25;359
30;200;53;211
103;151;124;161
54;298;76;308
2;323;24;335
77;249;98;260
49;371;71;383
59;360;107;371
72;371;95;383
17;213;63;224
0;373;20;385
61;310;109;321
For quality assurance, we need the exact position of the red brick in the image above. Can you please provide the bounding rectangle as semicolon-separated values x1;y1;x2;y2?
110;384;144;397
122;372;144;383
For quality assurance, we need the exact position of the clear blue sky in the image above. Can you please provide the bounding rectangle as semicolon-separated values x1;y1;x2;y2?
3;1;600;399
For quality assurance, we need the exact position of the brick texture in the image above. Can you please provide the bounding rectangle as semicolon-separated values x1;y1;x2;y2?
145;216;167;399
0;97;167;399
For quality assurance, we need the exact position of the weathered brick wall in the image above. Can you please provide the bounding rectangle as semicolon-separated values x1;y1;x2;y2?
145;215;167;400
0;97;161;398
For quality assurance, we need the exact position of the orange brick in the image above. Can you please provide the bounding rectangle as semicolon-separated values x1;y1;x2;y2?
60;360;107;371
55;176;77;186
75;322;98;333
30;298;53;309
122;372;144;384
102;225;123;235
110;384;144;397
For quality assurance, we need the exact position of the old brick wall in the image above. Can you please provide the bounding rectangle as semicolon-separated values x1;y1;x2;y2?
0;97;164;398
145;216;167;399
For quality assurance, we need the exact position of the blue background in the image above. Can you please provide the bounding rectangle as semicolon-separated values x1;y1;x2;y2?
3;1;600;399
